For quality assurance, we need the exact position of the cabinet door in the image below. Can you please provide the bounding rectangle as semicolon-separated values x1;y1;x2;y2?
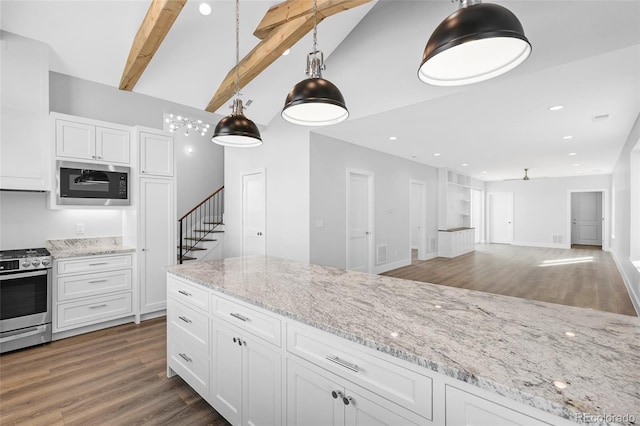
139;131;174;176
211;321;243;425
243;337;282;426
286;360;344;426
96;126;130;164
139;178;175;314
344;389;422;426
56;119;96;160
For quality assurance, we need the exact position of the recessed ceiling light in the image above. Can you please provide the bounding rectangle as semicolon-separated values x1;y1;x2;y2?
482;171;487;174
282;48;291;56
198;2;212;15
569;153;577;156
573;163;580;167
563;135;573;140
577;170;583;174
549;105;564;111
389;136;398;141
433;153;441;156
462;163;468;167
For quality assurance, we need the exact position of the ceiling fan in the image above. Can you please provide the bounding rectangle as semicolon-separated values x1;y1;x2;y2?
503;168;532;181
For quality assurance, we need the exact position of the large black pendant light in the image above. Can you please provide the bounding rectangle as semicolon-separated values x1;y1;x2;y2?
212;0;262;147
281;0;348;126
418;0;531;86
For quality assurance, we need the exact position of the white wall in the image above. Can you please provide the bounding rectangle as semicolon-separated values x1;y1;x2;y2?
224;118;310;262
611;113;640;314
485;175;611;249
309;134;439;272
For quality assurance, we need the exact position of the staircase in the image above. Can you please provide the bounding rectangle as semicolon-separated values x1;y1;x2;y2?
178;186;224;264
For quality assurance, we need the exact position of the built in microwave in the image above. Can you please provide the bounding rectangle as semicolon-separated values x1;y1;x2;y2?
56;160;130;206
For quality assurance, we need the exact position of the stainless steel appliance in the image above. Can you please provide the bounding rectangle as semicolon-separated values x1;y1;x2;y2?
0;248;52;354
56;160;130;206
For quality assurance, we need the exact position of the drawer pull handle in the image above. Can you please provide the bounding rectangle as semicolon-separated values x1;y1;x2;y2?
178;315;192;323
179;353;192;363
89;262;108;266
230;312;249;322
178;290;192;297
89;304;108;309
331;390;343;399
88;279;107;284
326;356;359;372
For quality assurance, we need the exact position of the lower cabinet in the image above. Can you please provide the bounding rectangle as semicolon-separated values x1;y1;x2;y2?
438;229;475;258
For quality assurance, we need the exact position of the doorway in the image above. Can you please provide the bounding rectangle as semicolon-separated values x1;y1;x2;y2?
242;169;266;257
346;169;374;273
570;191;603;248
410;180;427;261
487;192;514;244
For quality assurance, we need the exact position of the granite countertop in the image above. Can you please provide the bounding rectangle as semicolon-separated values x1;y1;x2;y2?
47;237;135;258
167;256;640;426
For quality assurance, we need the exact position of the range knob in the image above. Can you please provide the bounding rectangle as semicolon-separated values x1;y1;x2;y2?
22;260;32;268
31;259;41;267
41;258;50;267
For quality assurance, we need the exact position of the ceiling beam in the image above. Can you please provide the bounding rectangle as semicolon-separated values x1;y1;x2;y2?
254;0;371;40
206;0;372;113
119;0;186;91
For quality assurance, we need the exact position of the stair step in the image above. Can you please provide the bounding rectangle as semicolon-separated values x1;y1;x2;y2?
179;255;196;261
203;222;224;225
191;229;225;234
178;246;206;251
183;237;217;242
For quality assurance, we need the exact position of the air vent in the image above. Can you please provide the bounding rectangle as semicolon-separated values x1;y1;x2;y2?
552;235;564;244
430;237;437;251
376;244;388;265
592;114;610;122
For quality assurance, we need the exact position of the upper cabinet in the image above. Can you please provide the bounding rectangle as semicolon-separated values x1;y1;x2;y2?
138;129;174;177
0;31;50;191
55;117;131;164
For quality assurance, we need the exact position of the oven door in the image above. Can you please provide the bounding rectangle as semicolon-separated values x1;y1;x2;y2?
0;269;51;333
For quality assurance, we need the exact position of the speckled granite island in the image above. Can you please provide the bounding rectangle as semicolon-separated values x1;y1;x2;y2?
166;256;640;426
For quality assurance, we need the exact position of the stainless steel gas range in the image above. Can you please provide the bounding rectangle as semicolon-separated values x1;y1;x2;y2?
0;248;52;354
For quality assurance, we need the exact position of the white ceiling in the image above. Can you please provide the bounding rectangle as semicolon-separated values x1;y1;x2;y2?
1;0;639;181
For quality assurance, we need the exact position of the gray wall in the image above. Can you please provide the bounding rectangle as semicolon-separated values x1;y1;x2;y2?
310;133;438;271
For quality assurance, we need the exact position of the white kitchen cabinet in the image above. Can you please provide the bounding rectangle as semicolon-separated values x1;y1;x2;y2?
0;31;50;191
55;117;130;164
139;130;174;176
54;253;134;334
438;228;475;258
139;177;175;315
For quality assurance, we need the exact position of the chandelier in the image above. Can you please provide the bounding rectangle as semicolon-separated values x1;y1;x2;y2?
165;114;211;136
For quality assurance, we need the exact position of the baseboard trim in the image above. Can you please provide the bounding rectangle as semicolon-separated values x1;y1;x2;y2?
611;252;640;317
375;258;411;274
512;241;570;249
53;315;137;341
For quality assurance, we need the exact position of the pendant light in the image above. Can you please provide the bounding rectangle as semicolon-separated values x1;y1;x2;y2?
281;0;348;126
418;0;531;86
212;0;262;147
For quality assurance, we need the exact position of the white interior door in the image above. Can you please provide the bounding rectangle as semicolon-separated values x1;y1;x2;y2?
571;192;603;246
347;170;373;272
242;170;266;257
410;181;427;261
471;188;483;243
488;192;513;244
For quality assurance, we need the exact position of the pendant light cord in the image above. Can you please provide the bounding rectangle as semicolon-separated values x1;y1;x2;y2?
312;0;318;53
235;0;240;98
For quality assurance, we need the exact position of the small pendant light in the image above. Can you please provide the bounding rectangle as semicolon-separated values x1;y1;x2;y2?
418;0;531;86
281;0;348;126
212;0;262;147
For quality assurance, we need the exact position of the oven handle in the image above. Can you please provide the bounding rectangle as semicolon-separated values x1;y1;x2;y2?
0;325;48;343
0;269;49;281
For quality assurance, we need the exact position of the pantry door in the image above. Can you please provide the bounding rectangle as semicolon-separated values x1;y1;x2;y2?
242;170;266;257
487;192;513;244
347;169;374;273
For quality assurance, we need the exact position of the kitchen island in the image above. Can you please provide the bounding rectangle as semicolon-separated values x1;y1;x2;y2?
166;256;639;426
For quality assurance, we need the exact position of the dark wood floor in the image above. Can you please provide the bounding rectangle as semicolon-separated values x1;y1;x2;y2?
0;318;228;426
383;244;637;316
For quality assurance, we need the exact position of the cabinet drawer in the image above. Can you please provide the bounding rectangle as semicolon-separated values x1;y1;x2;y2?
445;386;552;426
287;323;432;420
56;293;132;330
212;294;281;347
167;299;209;353
57;269;132;301
167;275;209;313
168;334;209;399
56;254;132;275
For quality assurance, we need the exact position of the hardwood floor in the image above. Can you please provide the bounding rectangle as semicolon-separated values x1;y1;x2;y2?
383;244;637;316
0;318;228;426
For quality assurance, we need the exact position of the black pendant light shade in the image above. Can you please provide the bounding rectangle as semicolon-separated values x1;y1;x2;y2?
282;76;349;126
212;99;262;147
418;1;531;86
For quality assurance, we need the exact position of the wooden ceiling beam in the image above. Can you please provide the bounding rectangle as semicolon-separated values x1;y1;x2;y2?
207;0;372;113
119;0;186;91
254;0;372;40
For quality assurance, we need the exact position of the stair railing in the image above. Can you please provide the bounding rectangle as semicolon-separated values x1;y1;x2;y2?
178;186;224;264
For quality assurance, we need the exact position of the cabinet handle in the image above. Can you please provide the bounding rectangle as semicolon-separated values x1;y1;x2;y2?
89;304;107;309
178;290;192;297
92;155;96;159
230;312;249;322
342;396;352;406
88;279;107;284
141;170;146;174
331;390;343;399
326;356;359;372
179;353;192;363
178;316;192;324
89;262;108;266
